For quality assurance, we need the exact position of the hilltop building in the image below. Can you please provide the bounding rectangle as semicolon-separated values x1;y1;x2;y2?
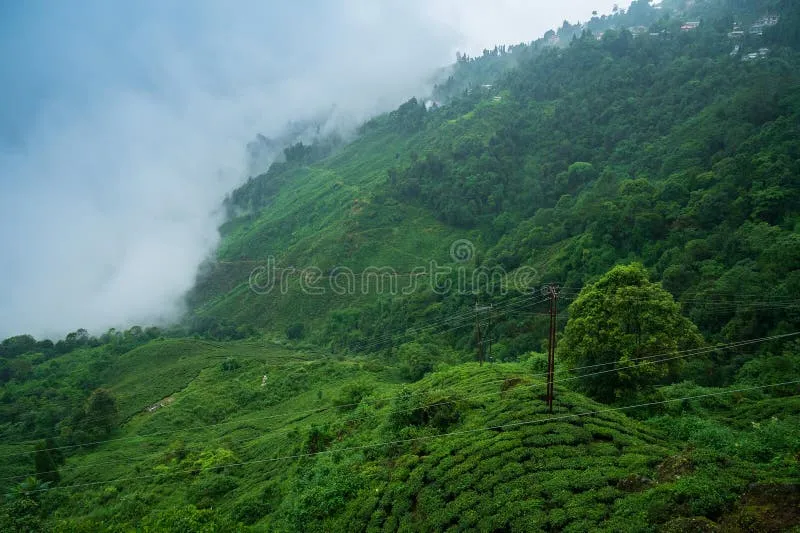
728;25;745;39
742;48;769;62
750;15;779;35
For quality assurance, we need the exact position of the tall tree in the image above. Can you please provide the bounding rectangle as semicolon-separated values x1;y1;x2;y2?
558;263;703;402
84;388;118;436
33;439;61;484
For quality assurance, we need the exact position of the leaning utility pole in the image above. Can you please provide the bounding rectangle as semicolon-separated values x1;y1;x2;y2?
546;284;560;413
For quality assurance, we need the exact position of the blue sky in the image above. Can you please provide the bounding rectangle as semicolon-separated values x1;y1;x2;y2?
0;0;627;338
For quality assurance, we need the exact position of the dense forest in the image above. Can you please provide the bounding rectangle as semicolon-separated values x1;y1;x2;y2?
2;0;800;530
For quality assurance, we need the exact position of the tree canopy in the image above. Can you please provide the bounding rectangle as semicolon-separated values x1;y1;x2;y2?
559;263;703;402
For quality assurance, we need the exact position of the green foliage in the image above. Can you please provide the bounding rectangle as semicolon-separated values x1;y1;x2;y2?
3;1;800;530
332;381;372;411
82;388;119;437
0;335;37;359
285;322;305;340
386;387;464;434
140;504;241;532
734;341;800;396
230;489;274;525
188;0;800;378
559;263;703;402
190;448;239;474
220;357;241;372
523;351;549;374
33;439;61;484
188;473;238;508
397;341;436;381
303;425;333;454
0;496;41;533
1;355;794;531
387;97;427;133
281;458;363;531
5;476;49;502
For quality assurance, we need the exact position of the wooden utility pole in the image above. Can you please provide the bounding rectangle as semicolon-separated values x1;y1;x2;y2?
475;307;484;366
546;284;560;413
474;301;492;366
487;308;493;363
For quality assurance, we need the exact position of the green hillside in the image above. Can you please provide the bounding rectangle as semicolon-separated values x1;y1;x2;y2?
190;0;800;368
2;0;800;531
2;337;799;531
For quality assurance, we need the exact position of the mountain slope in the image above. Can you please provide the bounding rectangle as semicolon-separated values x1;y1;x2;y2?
192;2;800;376
3;2;800;531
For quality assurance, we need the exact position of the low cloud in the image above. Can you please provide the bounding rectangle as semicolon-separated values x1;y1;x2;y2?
0;0;629;338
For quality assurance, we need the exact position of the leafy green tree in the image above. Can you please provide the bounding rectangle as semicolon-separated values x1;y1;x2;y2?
33;439;62;484
303;424;333;454
387;388;463;433
332;381;372;411
284;142;312;164
0;335;37;358
220;357;241;372
559;263;703;402
397;342;435;381
84;388;118;436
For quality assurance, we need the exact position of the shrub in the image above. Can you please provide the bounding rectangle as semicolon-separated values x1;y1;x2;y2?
304;425;333;454
0;498;42;532
140;505;238;531
286;323;305;340
188;474;238;508
231;495;272;525
333;382;373;411
670;469;744;518
388;388;464;433
80;388;118;438
735;351;800;396
221;357;241;372
397;342;435;381
524;352;549;374
283;459;362;529
737;416;800;462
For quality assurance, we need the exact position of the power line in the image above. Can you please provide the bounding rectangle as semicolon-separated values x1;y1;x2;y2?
7;330;796;463
25;379;800;494
353;294;551;353
328;288;800;351
568;331;800;376
358;294;798;353
4;321;795;452
7;331;798;481
5;330;796;456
